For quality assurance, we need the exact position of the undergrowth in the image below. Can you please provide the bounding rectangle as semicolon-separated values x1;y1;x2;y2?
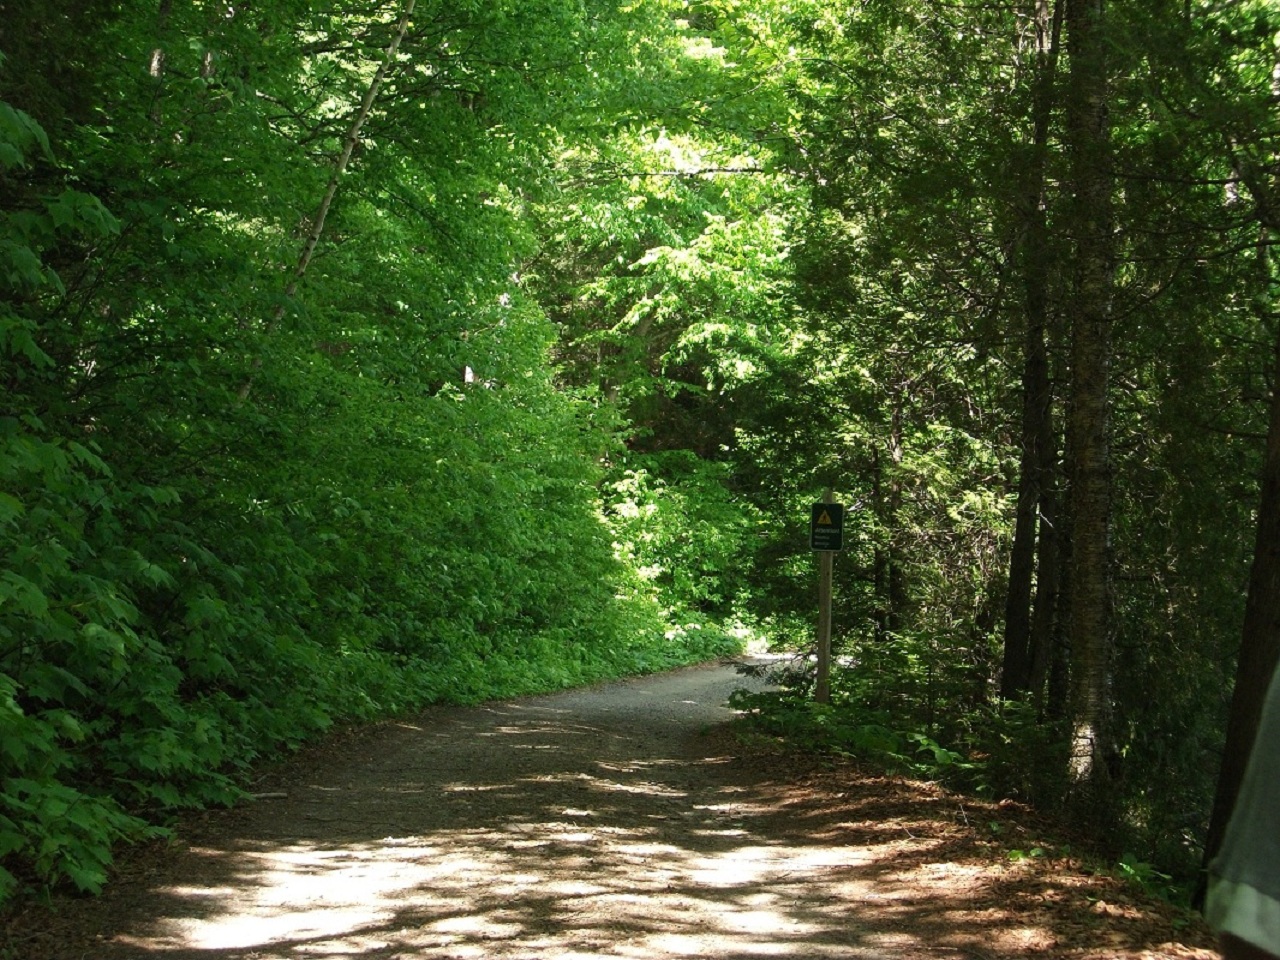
729;656;1201;906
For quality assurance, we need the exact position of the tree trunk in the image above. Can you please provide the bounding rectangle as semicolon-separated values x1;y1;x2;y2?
1001;0;1063;700
1044;466;1072;720
1062;0;1115;800
870;399;907;644
1027;472;1061;699
887;397;908;636
871;446;891;644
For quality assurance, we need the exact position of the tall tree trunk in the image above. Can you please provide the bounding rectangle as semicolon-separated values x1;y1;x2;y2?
887;395;908;636
1043;455;1072;720
870;395;908;645
871;446;891;644
1027;470;1061;699
1002;0;1063;699
1027;219;1067;711
1063;0;1115;799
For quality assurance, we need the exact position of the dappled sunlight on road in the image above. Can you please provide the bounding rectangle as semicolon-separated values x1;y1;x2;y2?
41;664;1214;960
129;758;898;958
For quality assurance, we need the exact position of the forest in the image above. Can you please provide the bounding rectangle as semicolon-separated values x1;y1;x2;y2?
0;0;1277;908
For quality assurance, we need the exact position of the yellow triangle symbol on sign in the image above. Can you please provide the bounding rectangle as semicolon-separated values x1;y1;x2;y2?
817;509;833;525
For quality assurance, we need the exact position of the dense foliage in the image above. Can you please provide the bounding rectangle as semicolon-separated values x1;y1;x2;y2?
0;0;749;901
715;0;1279;890
1;0;1276;907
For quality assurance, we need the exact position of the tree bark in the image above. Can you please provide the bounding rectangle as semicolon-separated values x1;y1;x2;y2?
870;395;908;644
1001;0;1063;700
1043;466;1072;720
871;446;891;644
1027;471;1061;700
1062;0;1115;799
887;396;908;636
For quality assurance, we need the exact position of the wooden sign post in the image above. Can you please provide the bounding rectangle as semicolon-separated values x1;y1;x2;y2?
810;489;844;704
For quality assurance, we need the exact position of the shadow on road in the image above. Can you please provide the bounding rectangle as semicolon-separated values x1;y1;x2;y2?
10;662;1215;960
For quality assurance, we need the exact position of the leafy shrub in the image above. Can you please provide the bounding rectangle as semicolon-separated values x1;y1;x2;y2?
729;659;979;783
0;95;732;906
607;451;762;624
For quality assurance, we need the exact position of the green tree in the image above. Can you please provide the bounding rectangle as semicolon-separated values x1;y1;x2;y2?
0;0;750;902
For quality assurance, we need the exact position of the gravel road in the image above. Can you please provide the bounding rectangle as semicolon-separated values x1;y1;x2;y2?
7;658;1218;960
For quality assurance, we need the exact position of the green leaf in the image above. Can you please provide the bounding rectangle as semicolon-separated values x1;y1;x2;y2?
45;189;119;237
1;571;50;618
0;492;24;525
0;102;52;170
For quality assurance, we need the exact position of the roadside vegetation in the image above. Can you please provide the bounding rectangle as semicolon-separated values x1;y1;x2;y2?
2;0;1277;910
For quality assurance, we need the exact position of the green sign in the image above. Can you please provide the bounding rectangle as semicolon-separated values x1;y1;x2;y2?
809;502;845;551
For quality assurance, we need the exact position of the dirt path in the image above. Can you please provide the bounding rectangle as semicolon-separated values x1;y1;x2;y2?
8;661;1218;960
